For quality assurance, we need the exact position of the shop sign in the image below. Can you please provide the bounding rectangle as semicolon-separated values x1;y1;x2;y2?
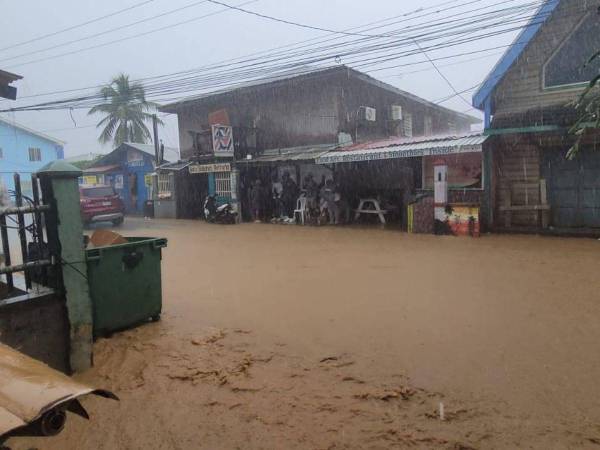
212;125;234;157
189;163;231;174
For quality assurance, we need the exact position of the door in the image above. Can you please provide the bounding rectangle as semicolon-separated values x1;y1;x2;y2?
546;149;600;228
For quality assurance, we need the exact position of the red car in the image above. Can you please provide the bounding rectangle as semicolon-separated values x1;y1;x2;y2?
79;185;125;226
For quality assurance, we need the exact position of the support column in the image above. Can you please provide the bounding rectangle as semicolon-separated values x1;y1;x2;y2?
38;161;93;372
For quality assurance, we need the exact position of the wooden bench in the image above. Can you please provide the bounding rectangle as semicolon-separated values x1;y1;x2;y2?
354;198;388;224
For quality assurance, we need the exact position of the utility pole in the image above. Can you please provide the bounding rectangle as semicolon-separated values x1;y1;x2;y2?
152;114;160;164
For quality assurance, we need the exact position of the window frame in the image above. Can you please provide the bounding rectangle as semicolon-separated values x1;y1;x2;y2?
28;147;42;162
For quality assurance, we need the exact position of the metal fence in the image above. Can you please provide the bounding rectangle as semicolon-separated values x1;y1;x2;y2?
0;173;56;293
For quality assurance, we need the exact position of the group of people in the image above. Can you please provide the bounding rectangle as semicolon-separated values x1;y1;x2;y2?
247;171;348;225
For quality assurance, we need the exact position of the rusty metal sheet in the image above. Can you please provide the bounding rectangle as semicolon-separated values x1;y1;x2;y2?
0;343;117;440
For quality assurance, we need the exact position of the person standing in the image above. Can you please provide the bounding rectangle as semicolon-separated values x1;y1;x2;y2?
281;171;298;219
249;179;263;222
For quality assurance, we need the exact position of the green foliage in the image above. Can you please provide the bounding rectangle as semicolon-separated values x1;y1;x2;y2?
568;55;600;159
88;74;162;147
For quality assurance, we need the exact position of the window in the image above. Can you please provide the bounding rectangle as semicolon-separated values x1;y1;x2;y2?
0;148;3;159
448;121;457;135
424;116;433;135
215;172;232;198
402;113;413;138
28;147;41;162
544;12;600;89
158;173;174;198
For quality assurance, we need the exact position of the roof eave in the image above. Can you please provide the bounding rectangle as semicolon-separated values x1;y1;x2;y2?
472;0;560;111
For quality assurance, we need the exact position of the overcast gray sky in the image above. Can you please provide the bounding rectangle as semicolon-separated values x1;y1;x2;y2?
0;0;533;157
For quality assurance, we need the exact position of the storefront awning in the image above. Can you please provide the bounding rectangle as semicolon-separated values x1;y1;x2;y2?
316;133;488;165
242;144;337;164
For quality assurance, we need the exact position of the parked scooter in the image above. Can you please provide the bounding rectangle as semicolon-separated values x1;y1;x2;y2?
203;195;237;224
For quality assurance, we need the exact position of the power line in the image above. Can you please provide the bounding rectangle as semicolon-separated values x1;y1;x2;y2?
0;0;156;53
5;0;259;69
2;0;553;113
0;0;211;64
0;0;478;101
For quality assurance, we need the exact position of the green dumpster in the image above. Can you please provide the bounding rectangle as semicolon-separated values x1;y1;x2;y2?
85;237;167;337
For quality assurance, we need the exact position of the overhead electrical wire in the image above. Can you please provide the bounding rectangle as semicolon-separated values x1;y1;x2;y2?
2;0;481;101
0;0;211;64
1;0;556;114
5;0;259;69
0;0;156;53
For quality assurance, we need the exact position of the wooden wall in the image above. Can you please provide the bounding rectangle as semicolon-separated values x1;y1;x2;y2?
493;0;593;116
494;136;542;227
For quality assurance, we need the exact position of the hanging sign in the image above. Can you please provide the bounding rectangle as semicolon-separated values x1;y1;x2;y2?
189;163;231;174
212;125;234;157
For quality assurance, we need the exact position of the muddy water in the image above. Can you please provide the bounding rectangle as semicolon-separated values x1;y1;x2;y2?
8;219;600;449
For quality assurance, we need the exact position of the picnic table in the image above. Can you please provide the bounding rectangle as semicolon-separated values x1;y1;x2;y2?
354;198;388;224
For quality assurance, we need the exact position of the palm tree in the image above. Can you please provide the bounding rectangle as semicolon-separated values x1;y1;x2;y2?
88;73;161;147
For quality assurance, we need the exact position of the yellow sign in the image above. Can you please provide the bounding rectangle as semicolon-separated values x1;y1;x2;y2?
144;174;153;186
82;175;98;185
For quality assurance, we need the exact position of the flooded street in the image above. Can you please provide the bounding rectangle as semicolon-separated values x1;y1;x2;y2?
9;218;600;449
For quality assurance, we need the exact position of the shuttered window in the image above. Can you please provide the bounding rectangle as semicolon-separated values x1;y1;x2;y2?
402;113;413;138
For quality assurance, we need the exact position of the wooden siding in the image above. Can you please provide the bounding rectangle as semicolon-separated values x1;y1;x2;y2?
495;137;542;226
493;0;593;116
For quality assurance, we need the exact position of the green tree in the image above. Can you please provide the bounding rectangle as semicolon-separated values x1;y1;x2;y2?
568;53;600;159
88;73;161;147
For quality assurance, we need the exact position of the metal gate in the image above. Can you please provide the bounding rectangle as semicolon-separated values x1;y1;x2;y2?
546;149;600;228
0;173;57;294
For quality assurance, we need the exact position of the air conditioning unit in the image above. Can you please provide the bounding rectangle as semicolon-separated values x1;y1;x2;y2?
360;106;377;122
389;105;403;121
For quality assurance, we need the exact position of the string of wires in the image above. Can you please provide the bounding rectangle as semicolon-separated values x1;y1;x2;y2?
1;0;556;114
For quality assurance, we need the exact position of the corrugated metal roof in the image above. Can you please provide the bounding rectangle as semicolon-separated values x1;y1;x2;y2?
317;133;488;165
241;144;337;164
157;161;193;171
83;164;120;173
123;142;180;162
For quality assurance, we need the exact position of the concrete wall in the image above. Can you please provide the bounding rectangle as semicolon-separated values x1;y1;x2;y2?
493;0;594;116
0;291;69;373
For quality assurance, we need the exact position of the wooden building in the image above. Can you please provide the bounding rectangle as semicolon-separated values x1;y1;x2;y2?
473;0;600;233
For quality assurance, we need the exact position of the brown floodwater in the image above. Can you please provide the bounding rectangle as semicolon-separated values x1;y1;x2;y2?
8;218;600;449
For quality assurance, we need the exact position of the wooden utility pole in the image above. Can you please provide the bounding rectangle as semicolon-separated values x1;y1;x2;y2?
152;114;160;164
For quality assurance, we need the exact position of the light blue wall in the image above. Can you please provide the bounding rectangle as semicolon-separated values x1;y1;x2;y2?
0;120;64;199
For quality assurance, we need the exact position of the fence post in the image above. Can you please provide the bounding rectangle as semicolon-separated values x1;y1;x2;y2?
37;160;93;372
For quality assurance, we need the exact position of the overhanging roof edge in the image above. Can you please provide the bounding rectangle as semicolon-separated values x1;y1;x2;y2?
472;0;560;111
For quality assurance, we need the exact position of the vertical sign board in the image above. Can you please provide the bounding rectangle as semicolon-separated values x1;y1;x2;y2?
212;125;234;157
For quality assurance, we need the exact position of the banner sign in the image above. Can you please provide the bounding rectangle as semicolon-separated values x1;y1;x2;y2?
317;144;482;165
189;163;231;174
212;125;234;157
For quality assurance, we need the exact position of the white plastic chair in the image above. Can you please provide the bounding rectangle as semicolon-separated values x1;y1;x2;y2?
294;195;308;225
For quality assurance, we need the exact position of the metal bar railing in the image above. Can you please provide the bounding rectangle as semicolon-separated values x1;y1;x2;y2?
0;214;13;289
0;204;51;216
0;259;54;275
14;174;32;290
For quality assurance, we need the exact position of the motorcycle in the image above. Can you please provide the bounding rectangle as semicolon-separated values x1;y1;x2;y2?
203;195;237;224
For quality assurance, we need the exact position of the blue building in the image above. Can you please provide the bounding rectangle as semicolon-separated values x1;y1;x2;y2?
0;116;64;199
83;142;178;214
